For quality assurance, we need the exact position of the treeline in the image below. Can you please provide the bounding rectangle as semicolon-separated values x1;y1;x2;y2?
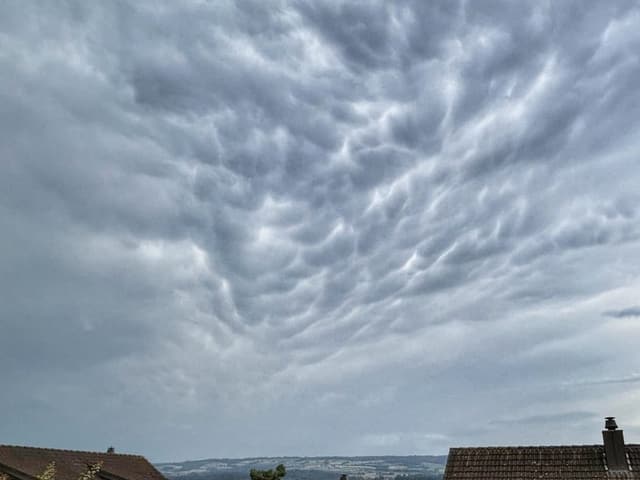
392;474;443;480
348;475;442;480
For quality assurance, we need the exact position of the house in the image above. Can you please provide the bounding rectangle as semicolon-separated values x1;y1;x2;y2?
0;445;166;480
443;417;640;480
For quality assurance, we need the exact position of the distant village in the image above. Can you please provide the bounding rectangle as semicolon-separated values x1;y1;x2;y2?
157;456;446;480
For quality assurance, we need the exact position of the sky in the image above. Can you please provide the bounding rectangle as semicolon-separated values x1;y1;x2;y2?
1;0;640;463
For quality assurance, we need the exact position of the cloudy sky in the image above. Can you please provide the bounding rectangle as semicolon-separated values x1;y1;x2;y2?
2;0;640;463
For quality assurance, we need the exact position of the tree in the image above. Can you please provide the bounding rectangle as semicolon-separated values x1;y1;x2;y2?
37;462;57;480
249;464;286;480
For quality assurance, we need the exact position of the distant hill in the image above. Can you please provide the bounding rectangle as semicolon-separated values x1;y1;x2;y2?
156;456;447;480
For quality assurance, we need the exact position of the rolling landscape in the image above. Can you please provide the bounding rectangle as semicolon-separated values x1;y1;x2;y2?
156;456;447;480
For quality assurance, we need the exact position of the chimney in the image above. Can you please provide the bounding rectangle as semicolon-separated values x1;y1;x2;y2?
107;446;115;454
603;417;627;471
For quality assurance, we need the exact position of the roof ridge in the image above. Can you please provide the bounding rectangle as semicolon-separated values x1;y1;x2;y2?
449;443;640;452
0;445;146;458
450;444;607;448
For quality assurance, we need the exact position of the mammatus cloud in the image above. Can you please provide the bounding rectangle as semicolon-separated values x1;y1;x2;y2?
1;0;640;461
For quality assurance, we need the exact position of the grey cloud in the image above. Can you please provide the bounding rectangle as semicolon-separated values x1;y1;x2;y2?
565;374;640;387
490;411;597;427
2;0;640;461
604;307;640;318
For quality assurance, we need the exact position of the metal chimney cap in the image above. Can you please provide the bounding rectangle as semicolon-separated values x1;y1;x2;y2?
605;417;618;431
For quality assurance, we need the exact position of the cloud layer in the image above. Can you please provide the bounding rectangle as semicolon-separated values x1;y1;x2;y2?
1;0;640;461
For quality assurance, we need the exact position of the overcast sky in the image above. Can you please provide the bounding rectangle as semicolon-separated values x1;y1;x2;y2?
2;0;640;463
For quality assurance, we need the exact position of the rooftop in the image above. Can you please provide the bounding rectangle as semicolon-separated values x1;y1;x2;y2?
0;445;166;480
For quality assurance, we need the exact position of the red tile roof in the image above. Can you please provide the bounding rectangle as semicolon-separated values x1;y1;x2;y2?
444;445;640;480
0;446;166;480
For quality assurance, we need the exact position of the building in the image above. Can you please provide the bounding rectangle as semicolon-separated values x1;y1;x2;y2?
0;445;166;480
443;417;640;480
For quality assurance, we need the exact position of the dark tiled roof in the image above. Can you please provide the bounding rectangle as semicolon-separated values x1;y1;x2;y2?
0;446;166;480
444;445;640;480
